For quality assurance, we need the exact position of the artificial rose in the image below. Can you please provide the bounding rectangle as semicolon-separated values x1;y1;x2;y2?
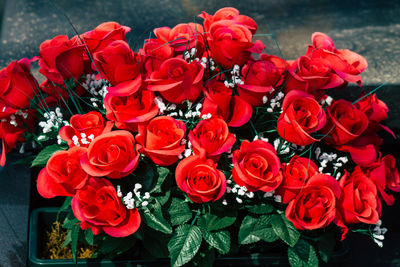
286;174;341;230
0;121;25;166
72;177;141;237
104;90;158;132
364;155;400;206
76;21;131;56
39;35;85;84
277;90;326;146
199;7;258;34
208;20;264;69
276;156;319;203
321;99;368;146
232;140;282;192
153;23;205;57
93;40;143;95
59;111;113;148
142;38;173;74
188;117;236;160
37;146;89;198
0;58;39;109
237;54;286;106
337;168;380;225
146;58;204;104
284;54;345;97
175;155;226;203
201;80;252;127
309;32;368;86
80;130;141;178
136;116;186;166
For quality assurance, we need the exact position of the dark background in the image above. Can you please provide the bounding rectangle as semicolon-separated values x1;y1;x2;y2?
0;0;399;266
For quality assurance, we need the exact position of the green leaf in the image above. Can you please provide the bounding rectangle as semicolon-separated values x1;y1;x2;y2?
31;144;65;167
201;229;230;255
150;166;170;193
248;203;275;214
157;190;171;205
201;214;236;231
84;229;94;246
71;224;80;263
288;239;319;267
168;224;202;267
193;245;215;267
57;197;72;221
238;215;278;245
168;198;192;226
271;214;300;247
142;200;172;234
98;235;136;257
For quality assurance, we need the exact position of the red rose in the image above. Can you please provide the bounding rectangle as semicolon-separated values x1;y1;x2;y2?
59;111;113;148
37;146;89;198
38;79;69;108
39;35;85;84
337;168;380;225
277;90;326;146
153;23;205;57
142;38;173;74
286;174;341;230
276;156;319;203
0;58;39;109
207;20;264;69
175;155;226;203
321;99;368;146
284;54;345;97
146;58;204;104
80;130;141;178
201;80;252;127
199;7;257;34
237;54;286;106
364;155;400;205
0;121;25;166
76;22;130;56
232;140;282;192
136;116;186;166
104;90;158;132
310;32;368;86
72;177;141;237
188;117;235;160
93;40;143;95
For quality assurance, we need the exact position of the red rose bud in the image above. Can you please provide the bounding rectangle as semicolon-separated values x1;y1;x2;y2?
80;130;141;179
285;174;341;230
59;111;113;148
136;116;186;166
0;121;26;166
104;90;158;132
276;156;319;203
72;177;141;237
39;35;85;84
232;140;282;192
142;38;173;74
201;80;252;127
146;58;204;104
277;90;326;146
337;168;380;225
175;155;226;203
37;146;89;198
188;117;236;160
0;58;39;109
238;54;286;106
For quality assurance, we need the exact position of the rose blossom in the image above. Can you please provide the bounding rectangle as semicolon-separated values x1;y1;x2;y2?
188;117;236;160
276;156;319;203
136;116;186;166
72;177;141;237
232;140;282;192
175;155;226;203
286;174;341;230
80;130;141;178
0;121;25;166
277;90;326;146
37;146;89;198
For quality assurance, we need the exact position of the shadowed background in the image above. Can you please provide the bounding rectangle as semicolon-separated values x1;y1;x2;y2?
0;0;399;266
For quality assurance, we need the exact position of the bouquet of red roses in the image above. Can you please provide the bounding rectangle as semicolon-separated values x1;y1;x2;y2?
1;6;398;266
